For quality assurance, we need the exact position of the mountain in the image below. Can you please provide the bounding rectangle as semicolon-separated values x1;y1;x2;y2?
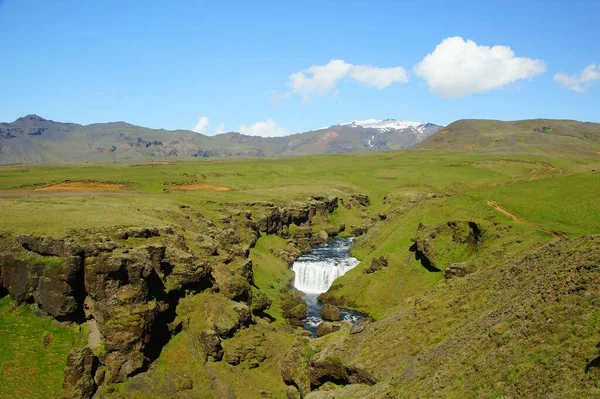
414;119;600;157
0;115;443;164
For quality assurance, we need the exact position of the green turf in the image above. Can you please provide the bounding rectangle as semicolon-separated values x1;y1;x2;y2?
0;297;86;399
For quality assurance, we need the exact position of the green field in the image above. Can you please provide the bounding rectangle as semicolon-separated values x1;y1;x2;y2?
0;145;599;398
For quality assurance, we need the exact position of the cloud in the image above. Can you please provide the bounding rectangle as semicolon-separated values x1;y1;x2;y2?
215;123;226;134
414;37;546;97
554;64;600;92
238;119;288;137
192;116;209;134
288;59;408;99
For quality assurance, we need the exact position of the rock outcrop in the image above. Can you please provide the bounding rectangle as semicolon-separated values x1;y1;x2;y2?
410;220;488;271
0;194;345;389
281;339;377;397
365;255;388;274
61;347;97;399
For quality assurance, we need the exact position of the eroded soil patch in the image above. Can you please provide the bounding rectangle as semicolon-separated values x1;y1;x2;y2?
33;181;127;192
169;183;231;192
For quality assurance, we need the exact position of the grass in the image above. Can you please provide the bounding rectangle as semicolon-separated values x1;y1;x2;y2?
0;297;86;399
0;146;599;398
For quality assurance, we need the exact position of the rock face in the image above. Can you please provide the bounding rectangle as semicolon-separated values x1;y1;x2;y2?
320;304;341;321
1;253;84;321
84;246;167;381
61;347;97;399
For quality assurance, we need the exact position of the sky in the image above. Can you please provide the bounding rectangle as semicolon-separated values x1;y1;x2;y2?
0;0;599;137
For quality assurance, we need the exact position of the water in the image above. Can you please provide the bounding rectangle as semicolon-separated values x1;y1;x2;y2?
291;237;364;336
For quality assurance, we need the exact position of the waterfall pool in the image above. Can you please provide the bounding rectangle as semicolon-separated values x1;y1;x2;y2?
292;237;365;336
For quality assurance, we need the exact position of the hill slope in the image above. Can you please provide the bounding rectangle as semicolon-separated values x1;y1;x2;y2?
414;119;600;157
0;115;442;164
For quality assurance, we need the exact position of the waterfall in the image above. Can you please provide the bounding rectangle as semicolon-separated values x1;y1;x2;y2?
292;238;360;294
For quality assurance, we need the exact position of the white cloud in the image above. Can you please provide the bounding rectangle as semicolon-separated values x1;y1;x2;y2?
238;119;288;137
215;123;226;134
288;59;408;99
192;116;209;134
554;64;600;92
414;36;546;97
349;65;408;89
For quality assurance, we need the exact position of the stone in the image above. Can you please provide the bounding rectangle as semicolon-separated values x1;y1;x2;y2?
365;255;388;274
445;263;471;279
284;303;307;320
250;290;272;313
320;304;341;321
350;318;370;334
316;321;342;337
351;193;370;207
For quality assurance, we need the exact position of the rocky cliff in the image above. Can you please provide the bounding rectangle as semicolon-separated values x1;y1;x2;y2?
0;195;346;398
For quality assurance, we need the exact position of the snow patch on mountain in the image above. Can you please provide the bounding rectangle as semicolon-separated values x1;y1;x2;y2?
344;119;424;131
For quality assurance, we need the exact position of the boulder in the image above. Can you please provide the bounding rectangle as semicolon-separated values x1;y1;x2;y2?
211;264;251;302
284;303;307;320
250;290;272;314
350;318;370;334
350;193;370;207
350;226;368;237
365;255;388;274
311;230;330;246
445;262;471;279
320;304;341;321
316;321;342;337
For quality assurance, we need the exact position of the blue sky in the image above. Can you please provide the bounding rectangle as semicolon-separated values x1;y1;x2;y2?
1;0;599;136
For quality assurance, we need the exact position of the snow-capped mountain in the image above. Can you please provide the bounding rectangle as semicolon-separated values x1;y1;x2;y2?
312;119;444;151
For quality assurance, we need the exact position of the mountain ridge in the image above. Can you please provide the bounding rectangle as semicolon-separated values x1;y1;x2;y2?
0;115;443;164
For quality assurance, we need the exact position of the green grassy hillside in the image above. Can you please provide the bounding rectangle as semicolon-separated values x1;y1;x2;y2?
415;119;600;157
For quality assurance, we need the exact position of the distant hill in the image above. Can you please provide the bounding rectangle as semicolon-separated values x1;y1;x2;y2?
0;115;442;164
414;119;600;156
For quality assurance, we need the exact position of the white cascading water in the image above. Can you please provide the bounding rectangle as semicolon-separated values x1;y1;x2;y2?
292;238;360;294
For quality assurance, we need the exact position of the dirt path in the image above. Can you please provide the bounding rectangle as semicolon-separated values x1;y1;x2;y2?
487;200;566;239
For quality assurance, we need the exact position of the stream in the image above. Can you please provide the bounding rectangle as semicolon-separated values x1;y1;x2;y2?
292;237;364;336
